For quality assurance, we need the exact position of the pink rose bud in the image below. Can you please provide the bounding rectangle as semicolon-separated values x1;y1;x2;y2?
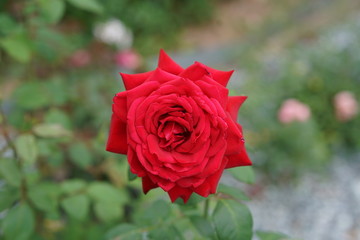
114;49;142;71
334;91;358;122
106;49;251;203
278;99;311;124
69;50;91;67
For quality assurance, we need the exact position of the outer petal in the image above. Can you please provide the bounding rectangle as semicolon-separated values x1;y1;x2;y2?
226;96;247;121
120;71;154;90
167;185;193;203
158;49;184;75
142;175;158;194
113;91;127;121
225;113;244;155
225;149;252;168
195;61;234;87
194;156;228;197
146;68;179;84
106;113;127;154
179;62;209;81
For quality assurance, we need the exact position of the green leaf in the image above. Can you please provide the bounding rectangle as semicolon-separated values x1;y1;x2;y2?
28;182;60;213
217;184;250;201
127;167;137;181
134;199;170;225
15;134;38;164
105;224;142;240
38;0;65;24
13;82;48;110
0;187;19;211
0;32;31;63
228;166;255;184
175;193;206;206
256;231;290;240
212;199;253;240
33;123;72;138
61;194;90;221
68;143;93;169
190;216;216;239
0;14;18;36
149;225;184;240
0;158;22;187
61;179;87;194
45;108;71;129
94;201;123;222
87;182;127;204
2;203;35;240
66;0;104;14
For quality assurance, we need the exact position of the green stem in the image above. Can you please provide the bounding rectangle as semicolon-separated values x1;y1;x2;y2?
204;199;210;219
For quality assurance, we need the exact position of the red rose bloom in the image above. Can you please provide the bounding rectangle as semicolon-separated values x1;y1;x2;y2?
106;50;251;202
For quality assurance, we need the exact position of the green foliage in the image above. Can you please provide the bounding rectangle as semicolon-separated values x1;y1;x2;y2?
1;203;35;240
212;200;253;240
228;166;255;184
61;194;90;221
256;231;291;240
0;158;22;187
15;134;38;164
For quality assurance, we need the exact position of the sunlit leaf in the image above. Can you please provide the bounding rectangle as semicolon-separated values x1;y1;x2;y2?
15;134;38;164
33;123;72;138
0;32;31;62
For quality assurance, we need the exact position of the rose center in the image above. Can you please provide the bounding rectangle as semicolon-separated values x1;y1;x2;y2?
158;119;189;150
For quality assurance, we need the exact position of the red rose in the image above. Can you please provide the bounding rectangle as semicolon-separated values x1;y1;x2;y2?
106;50;251;202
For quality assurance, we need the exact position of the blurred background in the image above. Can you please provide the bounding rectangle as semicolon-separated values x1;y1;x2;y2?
1;0;360;239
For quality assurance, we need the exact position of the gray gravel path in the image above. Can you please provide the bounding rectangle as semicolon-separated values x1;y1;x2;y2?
248;155;360;240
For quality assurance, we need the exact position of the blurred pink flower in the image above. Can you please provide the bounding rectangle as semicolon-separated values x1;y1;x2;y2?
334;91;358;122
278;99;311;124
114;49;142;70
69;50;91;67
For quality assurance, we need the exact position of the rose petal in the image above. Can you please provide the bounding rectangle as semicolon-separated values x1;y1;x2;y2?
167;185;193;203
106;113;127;154
225;113;244;155
120;71;153;90
158;49;184;74
195;61;234;87
147;68;179;84
142;175;158;194
194;156;228;197
179;62;209;81
113;91;127;121
225;149;252;168
227;96;247;121
128;147;146;177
